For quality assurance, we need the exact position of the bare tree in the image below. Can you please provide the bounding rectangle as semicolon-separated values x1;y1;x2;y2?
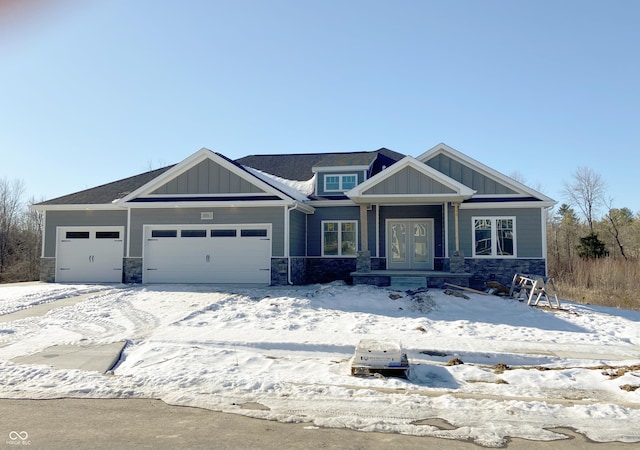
0;178;25;278
562;166;605;232
602;199;633;259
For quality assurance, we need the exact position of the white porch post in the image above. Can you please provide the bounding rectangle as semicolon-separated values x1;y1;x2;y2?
356;204;371;273
453;202;460;253
359;204;368;252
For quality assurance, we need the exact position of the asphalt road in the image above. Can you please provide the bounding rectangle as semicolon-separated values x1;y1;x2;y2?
0;398;636;449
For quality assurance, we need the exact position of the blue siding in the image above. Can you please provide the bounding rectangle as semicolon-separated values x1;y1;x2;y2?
44;210;127;257
153;159;264;195
307;206;360;256
426;154;518;195
316;171;366;196
129;207;285;257
289;209;307;257
453;206;544;258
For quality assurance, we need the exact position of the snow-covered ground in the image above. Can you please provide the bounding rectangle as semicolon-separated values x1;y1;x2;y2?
1;282;640;447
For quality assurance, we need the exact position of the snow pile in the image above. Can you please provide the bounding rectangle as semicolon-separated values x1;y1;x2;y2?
1;282;639;447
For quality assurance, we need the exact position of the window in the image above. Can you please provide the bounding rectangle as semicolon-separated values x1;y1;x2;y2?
96;231;120;239
66;231;90;239
322;221;357;256
472;217;516;257
151;230;177;238
324;174;358;192
241;229;268;237
181;229;207;238
211;229;237;237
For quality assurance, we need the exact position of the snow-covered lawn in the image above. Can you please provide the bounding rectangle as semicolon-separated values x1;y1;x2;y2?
1;282;640;447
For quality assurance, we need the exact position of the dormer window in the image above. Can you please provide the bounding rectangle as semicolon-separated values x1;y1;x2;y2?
325;174;357;192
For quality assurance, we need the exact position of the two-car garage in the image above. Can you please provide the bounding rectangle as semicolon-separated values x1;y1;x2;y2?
142;224;272;284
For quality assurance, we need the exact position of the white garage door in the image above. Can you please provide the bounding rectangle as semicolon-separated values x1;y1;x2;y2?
56;227;124;283
143;225;271;284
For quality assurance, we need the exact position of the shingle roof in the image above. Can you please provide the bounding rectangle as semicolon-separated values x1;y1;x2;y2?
35;166;175;206
35;148;406;206
235;148;405;181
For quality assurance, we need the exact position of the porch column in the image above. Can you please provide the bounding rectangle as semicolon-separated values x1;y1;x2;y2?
451;202;465;273
357;204;371;273
359;204;368;252
453;202;460;252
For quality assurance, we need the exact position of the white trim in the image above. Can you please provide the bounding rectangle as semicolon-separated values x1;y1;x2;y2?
284;205;290;259
139;192;279;199
312;164;370;172
471;216;517;258
541;207;548;273
308;199;358;207
417;143;556;205
124;200;292;209
375;204;380;258
444;203;449;258
126;208;131;258
31;204;124;211
460;201;556;209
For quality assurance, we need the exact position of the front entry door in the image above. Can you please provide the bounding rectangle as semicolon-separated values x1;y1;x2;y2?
387;219;434;270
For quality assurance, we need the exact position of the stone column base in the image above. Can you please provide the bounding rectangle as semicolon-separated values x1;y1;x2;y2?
356;251;371;273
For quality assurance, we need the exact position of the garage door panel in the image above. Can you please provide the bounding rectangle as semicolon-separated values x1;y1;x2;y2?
143;226;271;284
56;227;124;283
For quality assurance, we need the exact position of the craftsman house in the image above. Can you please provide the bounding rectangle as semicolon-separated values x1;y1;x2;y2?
33;143;555;288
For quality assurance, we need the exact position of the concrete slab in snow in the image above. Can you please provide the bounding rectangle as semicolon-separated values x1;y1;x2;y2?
12;341;126;373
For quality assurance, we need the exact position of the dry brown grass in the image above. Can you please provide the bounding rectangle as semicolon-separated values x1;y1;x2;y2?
550;258;640;311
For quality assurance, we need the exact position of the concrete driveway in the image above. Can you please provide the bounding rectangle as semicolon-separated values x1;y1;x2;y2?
1;398;636;450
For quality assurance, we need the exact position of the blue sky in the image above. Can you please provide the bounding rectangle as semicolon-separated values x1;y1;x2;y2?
2;1;639;216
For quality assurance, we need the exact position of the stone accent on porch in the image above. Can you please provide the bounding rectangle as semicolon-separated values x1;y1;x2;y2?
351;270;472;288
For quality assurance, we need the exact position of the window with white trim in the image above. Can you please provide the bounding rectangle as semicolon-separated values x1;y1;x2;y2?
324;174;357;192
472;217;516;257
322;220;357;256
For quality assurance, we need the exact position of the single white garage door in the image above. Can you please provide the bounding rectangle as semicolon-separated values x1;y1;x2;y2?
143;225;271;284
56;227;124;283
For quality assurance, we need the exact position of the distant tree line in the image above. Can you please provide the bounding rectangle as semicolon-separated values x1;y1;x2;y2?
547;167;640;307
549;166;640;265
0;178;42;283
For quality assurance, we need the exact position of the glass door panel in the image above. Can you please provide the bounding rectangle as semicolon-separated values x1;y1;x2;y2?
390;223;406;263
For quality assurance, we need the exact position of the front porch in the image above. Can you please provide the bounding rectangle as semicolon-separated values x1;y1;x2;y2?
350;269;472;288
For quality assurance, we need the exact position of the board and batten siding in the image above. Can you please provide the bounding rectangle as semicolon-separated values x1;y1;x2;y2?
43;210;127;257
306;206;360;256
363;166;456;196
453;206;544;258
426;154;518;195
152;159;265;195
129;207;285;257
289;209;307;257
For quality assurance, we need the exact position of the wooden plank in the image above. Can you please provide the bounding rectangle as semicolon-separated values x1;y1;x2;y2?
443;283;490;296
